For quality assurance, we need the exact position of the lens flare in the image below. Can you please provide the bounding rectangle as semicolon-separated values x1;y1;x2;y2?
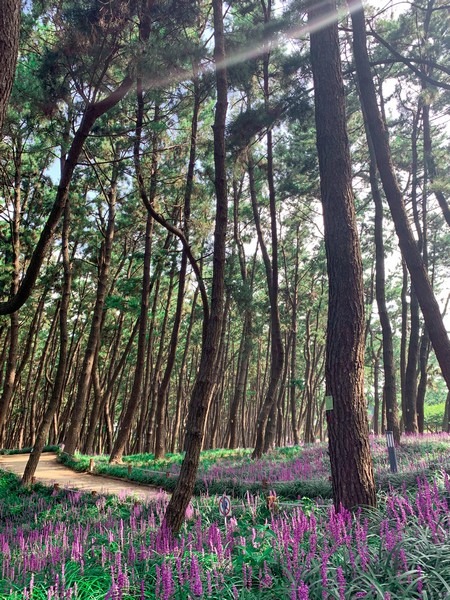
142;1;361;91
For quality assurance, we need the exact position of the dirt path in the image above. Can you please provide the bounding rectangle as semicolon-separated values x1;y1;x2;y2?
0;453;168;501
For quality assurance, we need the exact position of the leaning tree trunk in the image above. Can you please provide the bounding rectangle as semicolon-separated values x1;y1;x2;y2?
22;202;72;485
163;0;228;534
0;76;134;316
309;0;376;510
108;208;152;463
348;0;450;392
64;185;116;455
0;0;20;134
0;148;22;443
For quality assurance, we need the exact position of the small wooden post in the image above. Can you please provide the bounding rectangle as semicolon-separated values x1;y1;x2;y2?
89;458;95;473
127;464;132;478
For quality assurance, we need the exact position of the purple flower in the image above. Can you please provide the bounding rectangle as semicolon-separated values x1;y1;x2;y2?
417;564;424;595
189;554;203;596
161;561;174;599
297;581;309;600
336;567;346;599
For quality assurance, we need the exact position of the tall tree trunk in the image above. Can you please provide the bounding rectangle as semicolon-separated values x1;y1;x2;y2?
109;93;159;463
154;76;200;460
399;261;408;430
0;0;20;134
145;265;176;448
348;0;450;391
0;147;21;443
22;202;72;485
248;150;283;457
228;312;252;448
64;184;116;454
288;229;301;446
251;0;284;458
163;0;228;534
170;288;198;454
85;317;139;455
417;330;430;434
404;293;420;435
366;127;400;443
443;391;450;433
309;0;376;509
371;338;381;435
109;210;152;463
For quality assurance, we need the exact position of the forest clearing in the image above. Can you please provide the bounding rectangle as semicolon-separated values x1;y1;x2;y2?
1;0;450;597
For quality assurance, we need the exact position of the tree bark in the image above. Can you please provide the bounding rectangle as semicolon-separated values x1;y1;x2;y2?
163;0;228;534
0;0;20;134
0;144;22;440
310;0;376;509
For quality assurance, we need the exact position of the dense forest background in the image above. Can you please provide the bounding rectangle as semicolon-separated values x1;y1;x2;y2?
0;0;449;462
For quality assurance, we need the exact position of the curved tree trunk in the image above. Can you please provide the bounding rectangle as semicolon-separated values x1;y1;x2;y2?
154;77;200;460
310;0;376;509
0;77;134;316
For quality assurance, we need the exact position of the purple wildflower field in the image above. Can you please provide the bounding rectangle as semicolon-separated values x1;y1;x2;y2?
181;434;450;488
1;435;450;599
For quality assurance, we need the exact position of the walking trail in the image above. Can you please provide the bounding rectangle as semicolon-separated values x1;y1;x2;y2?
0;452;168;501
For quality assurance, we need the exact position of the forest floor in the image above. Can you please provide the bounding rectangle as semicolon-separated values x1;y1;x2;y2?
0;452;167;501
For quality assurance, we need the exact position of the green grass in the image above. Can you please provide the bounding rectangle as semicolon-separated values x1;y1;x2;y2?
0;445;61;455
55;435;450;501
